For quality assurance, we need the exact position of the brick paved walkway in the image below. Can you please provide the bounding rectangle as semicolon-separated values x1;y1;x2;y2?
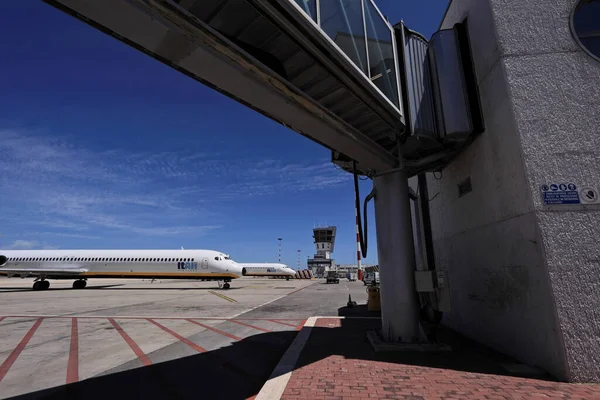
280;318;600;400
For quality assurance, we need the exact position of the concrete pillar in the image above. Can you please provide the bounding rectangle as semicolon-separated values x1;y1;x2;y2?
373;168;423;343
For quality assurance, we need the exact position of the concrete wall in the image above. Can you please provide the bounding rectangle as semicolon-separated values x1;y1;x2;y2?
490;0;600;382
422;0;600;382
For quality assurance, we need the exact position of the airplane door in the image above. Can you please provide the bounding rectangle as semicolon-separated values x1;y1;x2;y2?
202;258;208;269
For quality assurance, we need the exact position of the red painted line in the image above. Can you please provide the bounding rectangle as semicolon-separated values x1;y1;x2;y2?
66;318;79;384
0;318;44;383
229;319;271;333
186;319;241;341
295;319;307;331
268;319;298;328
5;315;304;322
108;318;151;366
147;319;206;353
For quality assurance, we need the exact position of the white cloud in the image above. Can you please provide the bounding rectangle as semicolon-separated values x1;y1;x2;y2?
0;129;351;239
7;240;39;250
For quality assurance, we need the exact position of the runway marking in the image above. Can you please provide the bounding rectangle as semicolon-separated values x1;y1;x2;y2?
66;318;79;384
225;280;318;321
1;315;307;321
255;317;316;400
108;318;151;366
186;319;241;341
295;319;307;331
268;319;298;328
208;290;238;303
148;319;206;353
229;319;271;333
0;317;44;383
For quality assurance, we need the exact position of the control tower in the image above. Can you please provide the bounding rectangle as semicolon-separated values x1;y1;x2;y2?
307;226;336;278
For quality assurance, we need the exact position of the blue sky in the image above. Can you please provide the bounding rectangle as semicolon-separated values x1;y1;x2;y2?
0;0;448;267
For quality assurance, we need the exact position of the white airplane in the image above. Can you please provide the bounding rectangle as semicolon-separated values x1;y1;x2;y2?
0;249;243;291
238;263;296;280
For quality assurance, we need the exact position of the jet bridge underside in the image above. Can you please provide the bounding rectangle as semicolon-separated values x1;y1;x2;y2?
44;0;406;174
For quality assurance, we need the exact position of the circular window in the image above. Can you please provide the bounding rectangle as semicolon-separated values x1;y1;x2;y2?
570;0;600;61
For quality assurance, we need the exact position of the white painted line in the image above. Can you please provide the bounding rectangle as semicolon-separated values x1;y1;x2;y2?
254;315;383;400
1;281;318;322
255;316;318;400
228;281;317;320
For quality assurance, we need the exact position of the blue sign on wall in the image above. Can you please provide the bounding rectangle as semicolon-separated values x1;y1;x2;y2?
540;183;580;205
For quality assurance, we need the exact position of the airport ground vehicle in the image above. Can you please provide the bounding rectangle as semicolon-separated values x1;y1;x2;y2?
326;270;340;284
363;271;380;286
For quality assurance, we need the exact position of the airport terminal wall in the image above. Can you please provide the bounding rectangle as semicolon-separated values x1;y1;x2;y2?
413;0;600;383
491;0;600;383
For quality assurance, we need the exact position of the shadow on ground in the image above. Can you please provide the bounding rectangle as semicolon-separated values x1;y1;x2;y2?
0;285;125;293
0;285;242;293
11;305;556;400
11;329;298;400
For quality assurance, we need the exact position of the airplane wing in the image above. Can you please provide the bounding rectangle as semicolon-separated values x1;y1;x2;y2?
0;267;88;277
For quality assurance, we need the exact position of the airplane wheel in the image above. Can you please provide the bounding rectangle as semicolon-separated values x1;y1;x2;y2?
42;280;50;290
223;282;230;289
73;280;87;289
33;281;41;291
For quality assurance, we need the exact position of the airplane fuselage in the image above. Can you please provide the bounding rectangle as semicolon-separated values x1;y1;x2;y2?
239;263;296;278
0;249;243;290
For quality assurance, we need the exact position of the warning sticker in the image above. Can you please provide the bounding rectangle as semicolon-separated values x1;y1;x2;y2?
540;183;580;205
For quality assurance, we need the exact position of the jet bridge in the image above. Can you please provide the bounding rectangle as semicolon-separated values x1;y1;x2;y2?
44;0;407;174
43;0;484;344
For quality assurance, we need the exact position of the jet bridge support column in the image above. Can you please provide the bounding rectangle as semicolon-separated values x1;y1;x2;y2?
373;168;423;343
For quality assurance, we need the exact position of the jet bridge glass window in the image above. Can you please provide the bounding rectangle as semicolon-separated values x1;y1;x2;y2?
320;0;369;75
571;0;600;61
363;0;399;107
293;0;317;23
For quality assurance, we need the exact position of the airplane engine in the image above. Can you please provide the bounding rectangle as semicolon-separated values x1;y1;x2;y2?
0;255;7;266
242;267;247;276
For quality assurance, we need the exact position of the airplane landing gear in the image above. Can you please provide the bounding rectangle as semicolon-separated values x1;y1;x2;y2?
218;279;231;289
33;280;50;291
73;280;87;289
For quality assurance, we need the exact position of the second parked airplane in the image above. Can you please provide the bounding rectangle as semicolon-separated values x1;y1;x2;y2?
239;263;296;280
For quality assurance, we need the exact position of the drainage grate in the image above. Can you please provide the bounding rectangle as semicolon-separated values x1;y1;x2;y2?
458;177;472;197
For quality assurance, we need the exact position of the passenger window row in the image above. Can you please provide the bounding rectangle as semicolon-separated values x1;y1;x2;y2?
7;257;195;262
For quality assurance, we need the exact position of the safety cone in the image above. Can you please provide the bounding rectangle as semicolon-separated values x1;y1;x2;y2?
347;294;357;308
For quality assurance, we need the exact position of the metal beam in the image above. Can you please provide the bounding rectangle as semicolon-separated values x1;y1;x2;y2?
44;0;400;172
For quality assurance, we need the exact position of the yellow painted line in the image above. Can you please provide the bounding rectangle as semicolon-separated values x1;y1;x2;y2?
208;290;237;303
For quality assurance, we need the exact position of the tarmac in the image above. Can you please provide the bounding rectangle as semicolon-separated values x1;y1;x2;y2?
1;277;599;400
